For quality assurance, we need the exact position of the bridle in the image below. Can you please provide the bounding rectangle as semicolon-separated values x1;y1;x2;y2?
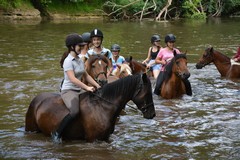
94;71;107;82
132;78;153;113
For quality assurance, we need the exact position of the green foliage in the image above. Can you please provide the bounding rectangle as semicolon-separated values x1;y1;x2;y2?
0;0;32;10
0;0;239;18
182;0;206;19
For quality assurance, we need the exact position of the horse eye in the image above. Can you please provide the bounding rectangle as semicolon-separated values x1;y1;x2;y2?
176;61;180;65
92;65;95;68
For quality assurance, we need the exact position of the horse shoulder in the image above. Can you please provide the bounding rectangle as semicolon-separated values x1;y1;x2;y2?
78;94;113;141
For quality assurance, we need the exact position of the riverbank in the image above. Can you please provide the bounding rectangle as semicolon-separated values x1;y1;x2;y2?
0;8;104;22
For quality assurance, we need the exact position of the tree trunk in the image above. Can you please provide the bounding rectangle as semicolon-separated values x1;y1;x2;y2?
30;0;53;21
155;0;172;21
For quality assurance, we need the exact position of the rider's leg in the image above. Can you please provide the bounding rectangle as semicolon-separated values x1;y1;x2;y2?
154;71;164;95
51;90;80;143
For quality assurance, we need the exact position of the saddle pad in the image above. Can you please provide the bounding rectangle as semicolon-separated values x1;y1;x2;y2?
231;59;240;65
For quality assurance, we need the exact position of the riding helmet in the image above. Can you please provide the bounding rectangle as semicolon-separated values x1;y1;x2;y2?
65;33;86;47
82;32;91;43
151;34;161;43
111;44;121;51
165;34;176;43
90;29;104;38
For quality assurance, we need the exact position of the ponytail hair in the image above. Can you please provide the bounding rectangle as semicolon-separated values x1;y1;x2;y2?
60;50;69;68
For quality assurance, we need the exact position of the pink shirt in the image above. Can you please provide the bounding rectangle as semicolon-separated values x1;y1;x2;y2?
233;47;240;61
157;47;180;71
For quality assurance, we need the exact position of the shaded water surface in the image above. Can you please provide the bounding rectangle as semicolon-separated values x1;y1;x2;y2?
0;18;240;159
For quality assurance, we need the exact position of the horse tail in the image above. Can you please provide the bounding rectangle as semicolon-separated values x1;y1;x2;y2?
183;79;192;96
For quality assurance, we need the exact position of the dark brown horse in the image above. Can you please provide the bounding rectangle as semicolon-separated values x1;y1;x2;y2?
84;54;112;86
196;47;240;79
25;73;155;142
158;52;192;99
125;56;152;77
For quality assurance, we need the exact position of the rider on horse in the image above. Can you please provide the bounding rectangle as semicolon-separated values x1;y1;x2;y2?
232;46;240;62
52;33;101;143
142;34;162;79
153;34;181;95
86;29;114;77
111;44;126;75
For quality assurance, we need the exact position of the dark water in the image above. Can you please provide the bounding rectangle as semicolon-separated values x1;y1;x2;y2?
0;18;240;159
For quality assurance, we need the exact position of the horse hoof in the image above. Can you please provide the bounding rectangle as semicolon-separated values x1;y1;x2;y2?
51;132;62;144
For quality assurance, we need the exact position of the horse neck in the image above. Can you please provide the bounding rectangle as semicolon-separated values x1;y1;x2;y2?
162;74;185;98
212;51;231;76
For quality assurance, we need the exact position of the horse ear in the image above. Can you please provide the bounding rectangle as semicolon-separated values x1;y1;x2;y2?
210;47;214;52
108;58;113;67
185;50;187;55
104;51;109;58
141;72;148;83
130;56;132;61
173;50;177;56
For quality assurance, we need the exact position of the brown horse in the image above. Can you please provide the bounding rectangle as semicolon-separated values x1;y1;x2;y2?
25;73;155;142
84;54;112;86
125;56;152;77
196;47;240;79
158;52;192;99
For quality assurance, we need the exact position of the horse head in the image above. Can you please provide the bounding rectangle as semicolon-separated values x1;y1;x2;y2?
85;55;109;86
196;47;214;69
125;56;147;74
131;73;155;119
166;52;190;80
118;64;132;78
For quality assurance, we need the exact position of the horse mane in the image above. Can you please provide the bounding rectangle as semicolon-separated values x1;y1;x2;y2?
164;53;187;81
207;47;230;60
100;74;141;99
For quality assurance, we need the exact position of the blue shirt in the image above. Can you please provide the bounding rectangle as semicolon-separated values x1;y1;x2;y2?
112;56;125;69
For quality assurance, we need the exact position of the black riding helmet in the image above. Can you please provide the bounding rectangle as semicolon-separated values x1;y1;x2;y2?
65;33;86;48
165;34;176;43
82;32;91;43
111;44;121;51
151;34;161;43
90;29;104;38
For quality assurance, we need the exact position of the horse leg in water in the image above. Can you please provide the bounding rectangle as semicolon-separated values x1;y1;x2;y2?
182;79;192;96
153;72;164;95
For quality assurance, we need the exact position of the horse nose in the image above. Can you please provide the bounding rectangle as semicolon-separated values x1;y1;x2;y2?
183;72;190;79
196;63;203;69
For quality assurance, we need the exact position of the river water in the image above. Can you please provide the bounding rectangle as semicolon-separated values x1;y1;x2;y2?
0;18;240;159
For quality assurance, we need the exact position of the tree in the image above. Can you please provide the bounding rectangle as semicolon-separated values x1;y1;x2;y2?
155;0;172;21
30;0;53;21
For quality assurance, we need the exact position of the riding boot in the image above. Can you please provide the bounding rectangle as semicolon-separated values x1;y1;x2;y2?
154;72;164;95
51;114;73;143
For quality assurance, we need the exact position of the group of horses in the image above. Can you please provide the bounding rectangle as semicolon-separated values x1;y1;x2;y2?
25;47;240;142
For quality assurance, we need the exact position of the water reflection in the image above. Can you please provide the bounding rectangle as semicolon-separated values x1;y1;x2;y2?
0;18;240;159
